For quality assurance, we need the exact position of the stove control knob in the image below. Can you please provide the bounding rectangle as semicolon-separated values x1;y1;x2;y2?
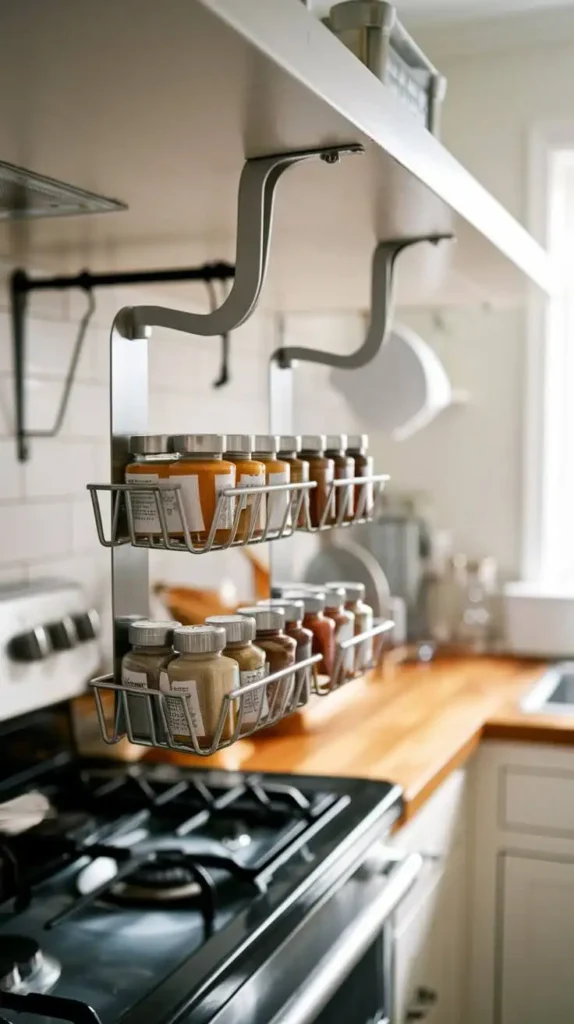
8;626;52;662
46;616;78;651
72;609;100;642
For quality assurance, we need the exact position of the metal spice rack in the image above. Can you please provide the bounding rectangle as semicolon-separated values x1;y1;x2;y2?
90;620;393;756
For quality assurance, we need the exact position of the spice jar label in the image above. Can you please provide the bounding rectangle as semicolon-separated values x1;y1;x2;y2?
125;472;163;533
122;667;149;689
214;473;236;529
168;475;204;532
337;620;355;674
267;471;289;532
160;675;206;739
239;667;269;728
239;473;266;529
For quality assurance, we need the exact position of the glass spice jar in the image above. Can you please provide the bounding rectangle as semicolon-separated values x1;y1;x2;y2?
326;581;374;672
256;597;313;703
323;588;355;680
223;434;266;541
324;434;355;523
277;435;310;528
121;619;181;742
285;591;336;677
163;626;239;747
124;435;175;539
298;435;335;528
168;434;236;546
251;435;291;535
346;434;374;520
237;606;296;716
205;614;268;731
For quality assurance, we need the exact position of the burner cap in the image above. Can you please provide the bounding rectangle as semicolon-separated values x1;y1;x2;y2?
111;855;201;904
0;934;41;982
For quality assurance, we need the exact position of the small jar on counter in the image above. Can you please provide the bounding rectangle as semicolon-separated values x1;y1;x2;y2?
163;626;239;747
121;619;181;742
168;434;236;546
125;435;175;539
256;597;314;703
323;588;355;680
205;614;268;731
327;581;374;671
298;435;335;528
223;435;266;541
325;434;355;523
252;436;291;535
285;591;336;677
346;434;374;520
237;606;296;715
277;435;310;528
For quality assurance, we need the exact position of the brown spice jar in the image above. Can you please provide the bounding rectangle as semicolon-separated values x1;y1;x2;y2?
256;597;313;704
168;435;236;546
237;606;296;716
277;436;310;528
286;591;336;676
325;434;355;523
298;435;335;528
223;435;266;541
346;434;374;520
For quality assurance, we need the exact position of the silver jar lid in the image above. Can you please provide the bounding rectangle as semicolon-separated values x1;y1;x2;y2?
252;434;279;455
327;581;366;601
346;434;369;451
129;619;181;646
256;598;305;624
129;435;171;455
173;625;226;654
324;587;346;610
277;435;301;454
205;614;255;644
325;434;348;452
300;434;326;453
237;606;285;630
224;434;253;455
169;434;225;455
283;591;325;613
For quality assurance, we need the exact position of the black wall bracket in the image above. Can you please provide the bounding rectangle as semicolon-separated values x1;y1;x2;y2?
10;261;235;462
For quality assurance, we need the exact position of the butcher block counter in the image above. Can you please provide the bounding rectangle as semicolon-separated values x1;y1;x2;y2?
146;657;573;821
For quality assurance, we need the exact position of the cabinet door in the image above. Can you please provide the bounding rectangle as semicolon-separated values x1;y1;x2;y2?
500;855;574;1024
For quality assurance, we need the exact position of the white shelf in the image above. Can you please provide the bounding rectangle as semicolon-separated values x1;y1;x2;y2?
0;0;552;308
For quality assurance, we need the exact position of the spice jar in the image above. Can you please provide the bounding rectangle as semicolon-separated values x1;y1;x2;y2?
323;588;355;680
237;606;296;716
223;435;266;541
277;435;310;528
325;434;355;523
205;614;268;731
346;434;374;519
285;591;336;677
124;435;175;539
163;626;239;747
121;619;181;742
256;597;313;703
168;434;236;546
298;435;335;528
252;436;290;535
327;581;374;671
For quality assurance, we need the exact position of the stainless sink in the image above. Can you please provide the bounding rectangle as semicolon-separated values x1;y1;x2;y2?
521;663;574;714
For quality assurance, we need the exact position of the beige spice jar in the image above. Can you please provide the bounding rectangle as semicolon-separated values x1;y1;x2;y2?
163;626;239;747
121;618;181;742
205;614;268;732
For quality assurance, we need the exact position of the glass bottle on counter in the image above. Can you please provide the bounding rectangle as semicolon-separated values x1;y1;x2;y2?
205;614;268;731
163;626;239;747
326;581;373;671
453;557;496;653
284;591;336;677
124;435;175;539
256;597;314;702
298;435;335;528
251;435;291;535
121;619;181;742
167;434;236;547
237;606;296;715
346;434;374;519
223;435;266;540
277;435;309;528
323;588;355;680
324;434;355;523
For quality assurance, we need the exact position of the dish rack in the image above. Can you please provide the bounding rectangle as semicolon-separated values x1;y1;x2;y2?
86;474;389;552
90;619;393;756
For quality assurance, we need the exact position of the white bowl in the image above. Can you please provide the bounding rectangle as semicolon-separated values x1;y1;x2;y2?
504;581;574;658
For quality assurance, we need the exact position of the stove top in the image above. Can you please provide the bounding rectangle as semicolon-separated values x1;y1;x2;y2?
0;760;401;1024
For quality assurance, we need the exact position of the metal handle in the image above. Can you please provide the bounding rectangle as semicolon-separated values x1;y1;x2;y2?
270;852;423;1024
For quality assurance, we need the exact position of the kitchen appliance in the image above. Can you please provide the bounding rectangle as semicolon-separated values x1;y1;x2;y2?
0;709;418;1024
504;581;574;658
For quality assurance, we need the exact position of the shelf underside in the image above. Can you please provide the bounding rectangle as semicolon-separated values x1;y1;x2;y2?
0;0;551;309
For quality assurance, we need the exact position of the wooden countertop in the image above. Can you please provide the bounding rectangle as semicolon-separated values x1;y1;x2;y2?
151;657;574;822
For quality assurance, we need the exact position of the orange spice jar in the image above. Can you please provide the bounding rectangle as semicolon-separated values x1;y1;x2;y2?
124;435;175;539
167;434;236;547
277;435;309;528
252;435;291;536
223;434;266;541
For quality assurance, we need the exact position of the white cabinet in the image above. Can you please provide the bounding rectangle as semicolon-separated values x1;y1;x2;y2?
500;855;574;1024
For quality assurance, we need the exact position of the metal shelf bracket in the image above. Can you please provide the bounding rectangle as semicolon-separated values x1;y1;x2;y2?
272;233;453;370
114;144;364;341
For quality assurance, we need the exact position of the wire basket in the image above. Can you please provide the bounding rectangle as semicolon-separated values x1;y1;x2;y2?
90;620;393;756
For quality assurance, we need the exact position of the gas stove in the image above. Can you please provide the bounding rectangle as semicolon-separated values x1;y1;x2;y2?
0;704;406;1024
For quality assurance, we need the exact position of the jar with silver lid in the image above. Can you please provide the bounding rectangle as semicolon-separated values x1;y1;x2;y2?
326;581;374;670
325;433;355;522
164;626;239;746
121;619;181;742
206;614;268;730
125;435;176;538
223;435;266;540
251;436;290;534
277;435;309;528
168;434;236;545
298;435;335;527
237;606;296;713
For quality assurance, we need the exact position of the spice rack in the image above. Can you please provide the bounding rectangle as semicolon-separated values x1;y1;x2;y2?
86;474;389;553
90;619;392;756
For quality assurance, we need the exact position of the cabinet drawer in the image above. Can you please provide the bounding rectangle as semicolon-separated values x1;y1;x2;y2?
501;765;574;837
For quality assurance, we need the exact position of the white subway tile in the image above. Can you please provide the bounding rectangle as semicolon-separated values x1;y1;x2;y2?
0;439;24;501
24;439;96;499
0;312;11;373
25;318;93;381
66;382;108;439
0;501;72;563
72;495;100;553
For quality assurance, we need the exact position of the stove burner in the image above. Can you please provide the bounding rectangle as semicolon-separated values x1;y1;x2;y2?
0;934;60;994
111;856;201;904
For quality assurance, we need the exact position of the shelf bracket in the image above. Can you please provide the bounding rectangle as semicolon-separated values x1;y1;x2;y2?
114;144;364;341
272;233;453;370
